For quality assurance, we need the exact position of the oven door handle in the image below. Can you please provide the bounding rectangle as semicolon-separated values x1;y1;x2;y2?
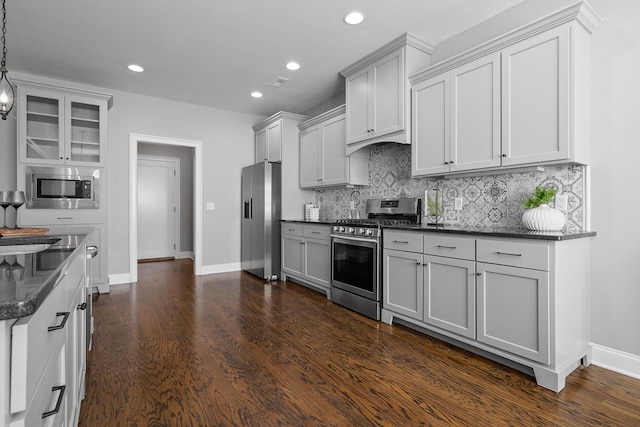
331;235;378;245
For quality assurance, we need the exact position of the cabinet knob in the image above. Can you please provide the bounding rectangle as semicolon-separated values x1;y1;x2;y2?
449;160;454;164
78;302;87;311
502;154;507;157
416;261;421;265
444;161;449;165
476;272;482;276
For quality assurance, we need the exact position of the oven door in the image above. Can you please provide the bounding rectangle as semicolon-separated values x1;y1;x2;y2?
331;235;379;301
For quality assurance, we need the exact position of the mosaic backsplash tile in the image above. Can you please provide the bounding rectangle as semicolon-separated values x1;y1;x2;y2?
316;144;585;232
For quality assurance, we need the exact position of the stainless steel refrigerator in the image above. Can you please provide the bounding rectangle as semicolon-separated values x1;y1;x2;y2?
241;161;281;280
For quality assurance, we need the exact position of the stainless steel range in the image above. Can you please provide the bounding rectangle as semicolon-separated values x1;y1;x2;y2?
330;198;421;320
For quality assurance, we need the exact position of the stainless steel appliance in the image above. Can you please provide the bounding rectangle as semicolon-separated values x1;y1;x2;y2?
86;244;98;351
241;161;281;280
330;198;421;320
25;166;100;209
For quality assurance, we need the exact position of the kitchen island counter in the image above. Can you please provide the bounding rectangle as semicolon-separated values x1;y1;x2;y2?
0;228;92;320
281;219;334;225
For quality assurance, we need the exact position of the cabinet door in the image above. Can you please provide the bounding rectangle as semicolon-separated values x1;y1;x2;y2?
320;114;348;186
383;249;423;320
255;128;267;163
65;95;107;166
411;73;449;177
372;49;404;138
266;120;282;162
299;126;321;188
18;88;65;164
501;25;570;166
345;68;371;144
450;52;501;172
423;255;476;339
281;234;304;277
476;262;550;364
304;238;330;288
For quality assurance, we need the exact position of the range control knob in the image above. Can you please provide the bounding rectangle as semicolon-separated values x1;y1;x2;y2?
358;228;366;235
333;226;340;233
366;229;374;237
339;226;345;233
348;227;355;234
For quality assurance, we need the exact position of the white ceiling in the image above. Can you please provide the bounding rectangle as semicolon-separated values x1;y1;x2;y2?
9;0;523;117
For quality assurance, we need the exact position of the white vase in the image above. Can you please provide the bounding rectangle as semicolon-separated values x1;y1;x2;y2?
522;204;566;231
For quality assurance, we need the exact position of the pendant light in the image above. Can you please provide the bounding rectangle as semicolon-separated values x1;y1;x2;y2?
0;0;14;120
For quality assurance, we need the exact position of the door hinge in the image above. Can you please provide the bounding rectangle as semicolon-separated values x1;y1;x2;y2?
174;169;176;175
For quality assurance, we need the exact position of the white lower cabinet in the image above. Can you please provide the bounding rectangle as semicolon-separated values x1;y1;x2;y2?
382;230;591;392
281;223;331;297
2;242;87;426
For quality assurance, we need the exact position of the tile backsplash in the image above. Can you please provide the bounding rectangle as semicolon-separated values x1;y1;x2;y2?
316;144;585;232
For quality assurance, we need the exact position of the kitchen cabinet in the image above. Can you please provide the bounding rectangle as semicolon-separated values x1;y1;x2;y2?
2;243;88;427
412;53;501;177
253;112;313;220
340;33;433;155
382;229;592;392
16;82;111;167
298;105;368;189
281;223;331;297
409;6;598;177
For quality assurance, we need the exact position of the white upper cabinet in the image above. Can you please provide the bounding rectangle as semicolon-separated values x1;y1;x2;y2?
412;52;501;177
298;105;368;189
501;26;570;166
341;33;433;155
410;2;600;177
255;118;283;163
17;83;111;166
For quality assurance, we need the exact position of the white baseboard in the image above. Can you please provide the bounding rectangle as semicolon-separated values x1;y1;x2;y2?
200;262;241;275
108;273;133;286
591;343;640;380
177;251;194;259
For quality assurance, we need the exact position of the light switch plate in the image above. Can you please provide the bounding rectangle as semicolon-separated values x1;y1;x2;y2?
206;202;215;211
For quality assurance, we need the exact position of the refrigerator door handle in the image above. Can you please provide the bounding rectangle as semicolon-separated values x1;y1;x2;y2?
250;198;253;219
243;199;251;219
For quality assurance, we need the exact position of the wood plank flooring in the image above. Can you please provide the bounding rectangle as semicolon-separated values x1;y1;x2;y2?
79;259;640;426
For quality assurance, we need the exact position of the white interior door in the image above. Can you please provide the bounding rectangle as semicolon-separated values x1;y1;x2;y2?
137;157;178;260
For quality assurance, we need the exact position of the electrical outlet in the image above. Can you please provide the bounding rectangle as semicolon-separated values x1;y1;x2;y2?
206;202;215;211
555;195;568;212
455;197;463;211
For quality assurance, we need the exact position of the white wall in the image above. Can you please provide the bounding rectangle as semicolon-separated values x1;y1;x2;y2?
107;90;263;275
435;0;640;364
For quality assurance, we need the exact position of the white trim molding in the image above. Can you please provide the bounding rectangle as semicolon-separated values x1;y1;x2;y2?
129;133;203;283
108;273;133;286
591;344;640;380
201;263;241;275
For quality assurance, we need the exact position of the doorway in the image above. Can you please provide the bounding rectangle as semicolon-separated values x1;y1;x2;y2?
129;134;203;282
137;155;180;260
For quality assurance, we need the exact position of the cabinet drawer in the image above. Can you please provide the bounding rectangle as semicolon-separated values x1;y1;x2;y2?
383;230;423;253
11;276;68;413
281;223;303;237
11;338;67;427
304;224;330;241
477;239;550;271
423;234;475;260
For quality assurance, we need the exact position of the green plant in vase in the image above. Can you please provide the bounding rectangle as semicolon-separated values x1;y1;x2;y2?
426;189;444;226
521;186;565;231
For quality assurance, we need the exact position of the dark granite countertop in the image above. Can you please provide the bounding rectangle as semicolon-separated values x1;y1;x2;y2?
281;219;334;225
0;230;92;321
383;224;596;241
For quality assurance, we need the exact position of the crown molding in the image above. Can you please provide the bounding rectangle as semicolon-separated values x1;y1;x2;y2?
340;32;435;77
298;104;345;130
410;0;602;85
252;111;309;131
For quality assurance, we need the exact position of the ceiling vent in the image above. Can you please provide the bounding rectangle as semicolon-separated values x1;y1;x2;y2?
271;77;289;88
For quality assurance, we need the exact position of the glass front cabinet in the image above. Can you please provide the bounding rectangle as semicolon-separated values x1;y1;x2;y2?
17;85;110;166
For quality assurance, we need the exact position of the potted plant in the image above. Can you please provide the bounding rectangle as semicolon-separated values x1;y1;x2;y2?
521;186;565;231
426;188;444;227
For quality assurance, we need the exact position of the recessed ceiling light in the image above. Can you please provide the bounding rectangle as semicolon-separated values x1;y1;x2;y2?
286;62;300;71
127;64;144;73
344;11;365;25
251;91;263;98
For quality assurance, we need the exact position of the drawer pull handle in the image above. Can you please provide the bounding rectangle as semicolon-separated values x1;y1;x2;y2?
42;385;66;418
393;240;409;244
57;217;73;220
288;228;296;231
496;251;522;257
78;302;87;311
437;245;457;249
476;272;482;276
311;231;320;234
48;312;71;332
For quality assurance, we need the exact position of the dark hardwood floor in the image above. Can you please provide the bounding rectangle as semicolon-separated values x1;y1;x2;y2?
79;259;640;426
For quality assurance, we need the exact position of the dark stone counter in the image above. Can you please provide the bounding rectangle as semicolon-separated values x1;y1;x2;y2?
383;224;596;241
0;230;92;320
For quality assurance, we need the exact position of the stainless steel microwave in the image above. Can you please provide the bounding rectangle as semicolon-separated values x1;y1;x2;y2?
25;166;100;209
